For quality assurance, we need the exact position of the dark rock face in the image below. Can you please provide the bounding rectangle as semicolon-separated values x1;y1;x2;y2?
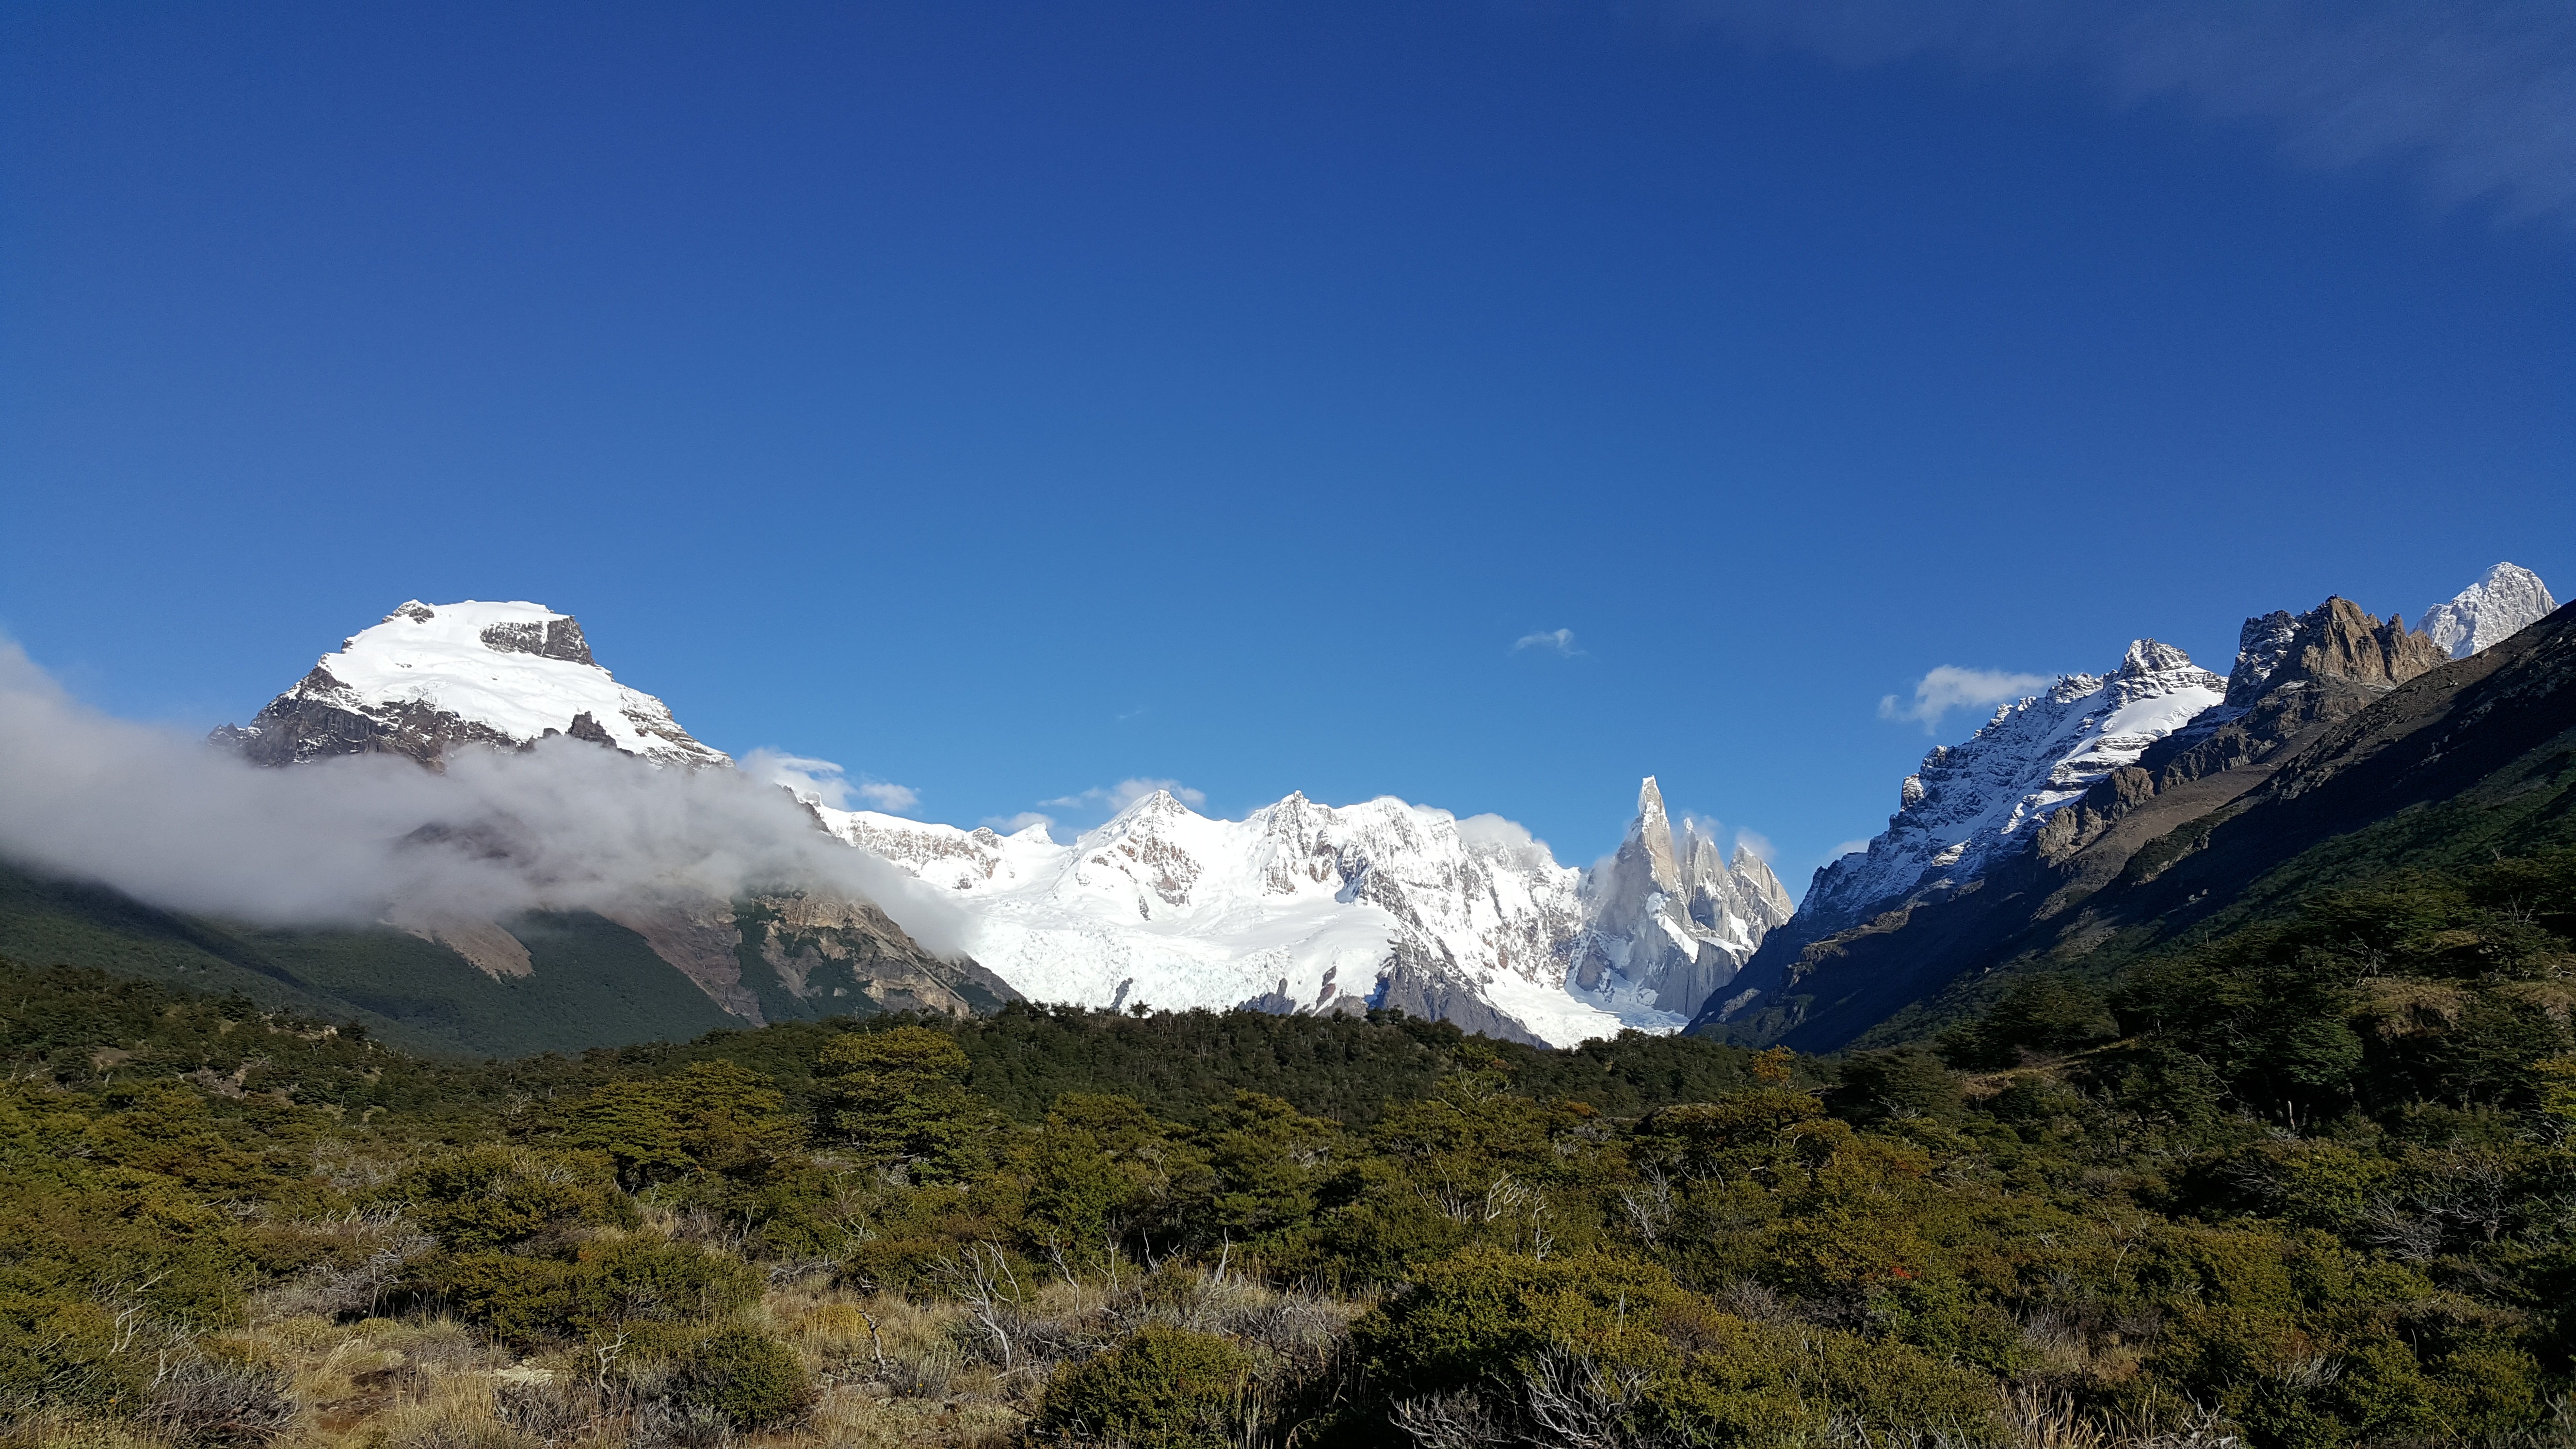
2228;596;2449;704
1373;957;1546;1046
564;712;614;745
479;617;595;665
1704;594;2471;1052
216;670;522;769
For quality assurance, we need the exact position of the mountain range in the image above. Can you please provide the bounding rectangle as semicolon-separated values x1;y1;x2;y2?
0;563;2560;1058
183;598;1792;1047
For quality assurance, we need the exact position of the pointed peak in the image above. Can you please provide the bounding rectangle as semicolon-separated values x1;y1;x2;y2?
1636;775;1667;818
2423;562;2559;660
2120;639;2194;676
1108;788;1193;825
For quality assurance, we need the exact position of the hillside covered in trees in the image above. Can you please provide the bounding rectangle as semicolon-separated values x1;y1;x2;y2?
10;846;2576;1448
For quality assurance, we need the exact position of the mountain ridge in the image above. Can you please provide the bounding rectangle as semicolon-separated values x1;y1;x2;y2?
1701;562;2567;1052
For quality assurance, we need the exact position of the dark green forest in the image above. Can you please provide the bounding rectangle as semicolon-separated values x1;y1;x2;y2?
12;848;2576;1447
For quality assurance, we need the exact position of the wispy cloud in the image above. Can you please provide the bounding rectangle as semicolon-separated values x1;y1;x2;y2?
982;810;1056;837
853;780;920;812
1675;0;2576;226
1513;628;1581;656
1040;778;1207;814
1878;665;2053;734
1830;838;1873;860
744;749;919;814
1733;828;1776;863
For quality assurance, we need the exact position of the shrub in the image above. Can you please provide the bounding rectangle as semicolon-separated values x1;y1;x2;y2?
381;1147;621;1250
418;1252;580;1348
662;1325;813;1429
422;1237;761;1347
567;1237;764;1338
561;1062;803;1190
1033;1324;1254;1448
1351;1248;1690;1396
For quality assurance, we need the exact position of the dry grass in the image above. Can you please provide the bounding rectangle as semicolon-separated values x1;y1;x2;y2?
4;1252;1361;1449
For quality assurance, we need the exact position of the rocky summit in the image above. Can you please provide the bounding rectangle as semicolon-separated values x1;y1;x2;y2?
213;599;729;769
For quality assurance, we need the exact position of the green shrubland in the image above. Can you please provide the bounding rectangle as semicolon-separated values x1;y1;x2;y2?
8;848;2576;1445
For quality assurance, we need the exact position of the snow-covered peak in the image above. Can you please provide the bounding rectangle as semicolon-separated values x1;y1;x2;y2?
2421;563;2558;660
1572;777;1795;1022
818;782;1790;1046
2122;639;2195;675
1801;639;2226;935
219;600;727;769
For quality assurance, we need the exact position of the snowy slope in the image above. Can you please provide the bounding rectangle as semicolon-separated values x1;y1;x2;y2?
817;783;1799;1046
817;789;1658;1046
1800;640;2226;936
220;600;728;768
2421;563;2559;660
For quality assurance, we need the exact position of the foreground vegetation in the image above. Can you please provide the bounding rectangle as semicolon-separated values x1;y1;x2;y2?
9;847;2576;1448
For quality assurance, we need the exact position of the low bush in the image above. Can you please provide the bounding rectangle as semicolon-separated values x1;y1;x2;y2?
1033;1324;1255;1448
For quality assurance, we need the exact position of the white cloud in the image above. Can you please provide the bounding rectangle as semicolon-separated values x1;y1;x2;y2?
0;640;976;957
1830;838;1873;860
1512;628;1580;655
1040;777;1207;814
1449;811;1559;869
854;780;921;812
743;749;918;815
1679;0;2576;226
1733;828;1776;863
744;750;853;808
1878;665;2054;734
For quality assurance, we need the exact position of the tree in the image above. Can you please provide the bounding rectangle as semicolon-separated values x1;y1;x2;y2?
815;1025;990;1178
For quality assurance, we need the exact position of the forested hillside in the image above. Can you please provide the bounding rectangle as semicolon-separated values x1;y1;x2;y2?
7;843;2576;1448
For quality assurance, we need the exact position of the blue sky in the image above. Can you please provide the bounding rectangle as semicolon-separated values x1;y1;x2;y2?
2;1;2570;884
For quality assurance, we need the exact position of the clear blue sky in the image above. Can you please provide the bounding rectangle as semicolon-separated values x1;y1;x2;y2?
3;1;2570;884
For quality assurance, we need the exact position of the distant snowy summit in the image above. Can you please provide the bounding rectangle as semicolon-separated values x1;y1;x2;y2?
818;775;1791;1046
2421;563;2559;660
213;600;728;769
216;600;1792;1045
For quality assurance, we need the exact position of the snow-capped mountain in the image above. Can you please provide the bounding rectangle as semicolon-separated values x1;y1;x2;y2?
215;600;728;769
1798;640;2227;938
2421;563;2559;660
818;780;1787;1046
220;601;1789;1044
1572;778;1792;1019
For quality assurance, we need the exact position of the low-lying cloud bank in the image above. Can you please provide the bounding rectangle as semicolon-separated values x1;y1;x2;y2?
0;640;973;956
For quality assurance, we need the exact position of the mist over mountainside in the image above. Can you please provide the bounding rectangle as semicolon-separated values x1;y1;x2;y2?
1706;561;2569;1051
0;601;1795;1049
